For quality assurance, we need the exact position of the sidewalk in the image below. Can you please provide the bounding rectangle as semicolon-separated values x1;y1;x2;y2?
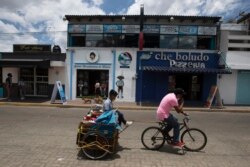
1;98;250;113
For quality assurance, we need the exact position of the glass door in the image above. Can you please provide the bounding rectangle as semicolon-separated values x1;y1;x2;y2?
20;68;34;95
20;68;48;96
36;68;48;96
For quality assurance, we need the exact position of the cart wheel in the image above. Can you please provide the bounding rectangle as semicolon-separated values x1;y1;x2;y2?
76;122;85;146
82;131;110;160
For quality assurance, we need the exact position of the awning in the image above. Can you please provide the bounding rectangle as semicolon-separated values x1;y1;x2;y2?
143;66;232;74
0;59;50;68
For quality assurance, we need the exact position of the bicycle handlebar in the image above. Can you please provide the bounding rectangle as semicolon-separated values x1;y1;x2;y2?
183;114;190;123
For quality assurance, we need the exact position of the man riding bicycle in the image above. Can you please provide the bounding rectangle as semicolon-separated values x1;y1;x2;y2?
156;88;188;147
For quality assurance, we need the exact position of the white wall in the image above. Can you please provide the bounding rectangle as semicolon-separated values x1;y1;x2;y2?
2;68;19;83
48;67;65;85
218;70;237;104
227;51;250;69
115;49;137;102
65;47;137;101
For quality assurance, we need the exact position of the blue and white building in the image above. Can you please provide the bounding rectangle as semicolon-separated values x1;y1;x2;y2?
64;14;231;105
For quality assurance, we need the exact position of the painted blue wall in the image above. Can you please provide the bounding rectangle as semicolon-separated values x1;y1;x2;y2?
139;71;168;103
136;51;219;105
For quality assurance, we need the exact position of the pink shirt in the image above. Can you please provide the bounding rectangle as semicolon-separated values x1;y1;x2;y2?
156;93;178;121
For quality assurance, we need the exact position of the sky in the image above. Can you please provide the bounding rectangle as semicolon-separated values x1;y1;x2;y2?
0;0;249;52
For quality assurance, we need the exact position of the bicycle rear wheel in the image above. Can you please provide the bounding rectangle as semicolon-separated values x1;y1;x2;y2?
181;128;207;151
82;132;109;159
141;127;165;150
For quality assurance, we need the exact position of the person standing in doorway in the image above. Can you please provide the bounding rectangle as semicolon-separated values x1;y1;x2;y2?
18;77;26;100
5;73;13;101
95;80;101;96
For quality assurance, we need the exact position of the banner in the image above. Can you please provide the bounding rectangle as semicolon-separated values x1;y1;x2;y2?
50;81;67;104
204;85;223;108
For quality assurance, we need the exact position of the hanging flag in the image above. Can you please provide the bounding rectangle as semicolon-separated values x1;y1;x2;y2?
139;32;144;50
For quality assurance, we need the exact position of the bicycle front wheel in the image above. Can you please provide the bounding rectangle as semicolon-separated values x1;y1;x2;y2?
141;127;165;150
181;128;207;151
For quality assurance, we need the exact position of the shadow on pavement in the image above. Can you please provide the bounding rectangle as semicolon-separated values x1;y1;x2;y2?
0;97;50;103
76;144;131;161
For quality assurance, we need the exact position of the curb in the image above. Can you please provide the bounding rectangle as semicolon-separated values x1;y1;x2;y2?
1;102;250;113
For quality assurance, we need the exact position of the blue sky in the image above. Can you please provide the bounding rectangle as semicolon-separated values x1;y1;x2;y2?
0;0;249;52
101;0;134;14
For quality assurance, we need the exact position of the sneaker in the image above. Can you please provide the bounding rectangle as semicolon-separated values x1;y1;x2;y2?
170;141;185;147
125;121;133;126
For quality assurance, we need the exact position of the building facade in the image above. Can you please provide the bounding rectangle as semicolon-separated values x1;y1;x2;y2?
64;14;231;105
219;13;250;105
0;44;66;99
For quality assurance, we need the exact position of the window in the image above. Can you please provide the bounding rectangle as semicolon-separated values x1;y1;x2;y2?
69;34;85;47
144;34;160;48
160;35;178;49
124;34;139;47
178;36;197;49
103;34;123;47
20;68;48;96
85;34;103;47
197;36;216;50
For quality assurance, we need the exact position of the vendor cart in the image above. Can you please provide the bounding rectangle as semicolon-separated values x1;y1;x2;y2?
76;105;119;160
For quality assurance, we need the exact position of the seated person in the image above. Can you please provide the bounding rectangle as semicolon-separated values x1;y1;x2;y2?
103;89;133;127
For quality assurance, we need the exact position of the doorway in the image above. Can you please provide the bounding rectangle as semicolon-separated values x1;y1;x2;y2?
168;74;203;101
77;70;109;97
20;68;48;97
236;71;250;104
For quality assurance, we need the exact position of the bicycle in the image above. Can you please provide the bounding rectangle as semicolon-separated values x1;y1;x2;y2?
141;114;207;153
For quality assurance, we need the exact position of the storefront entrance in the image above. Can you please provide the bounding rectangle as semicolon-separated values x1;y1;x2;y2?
20;68;48;97
168;74;203;101
76;70;109;97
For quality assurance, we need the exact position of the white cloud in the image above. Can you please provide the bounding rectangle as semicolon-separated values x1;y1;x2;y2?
0;0;105;52
126;0;245;17
92;0;104;6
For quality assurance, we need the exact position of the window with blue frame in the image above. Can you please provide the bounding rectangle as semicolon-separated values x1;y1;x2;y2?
178;35;197;49
197;36;216;50
144;34;160;48
103;34;123;47
160;35;178;49
69;34;85;47
67;24;217;50
86;34;103;47
123;34;139;47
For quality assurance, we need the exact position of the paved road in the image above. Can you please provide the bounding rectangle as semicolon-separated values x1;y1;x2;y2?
0;106;249;167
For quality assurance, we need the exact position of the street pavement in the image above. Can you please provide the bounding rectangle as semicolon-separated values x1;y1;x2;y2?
0;105;249;167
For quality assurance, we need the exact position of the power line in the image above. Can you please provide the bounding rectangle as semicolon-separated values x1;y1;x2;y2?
0;30;67;36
